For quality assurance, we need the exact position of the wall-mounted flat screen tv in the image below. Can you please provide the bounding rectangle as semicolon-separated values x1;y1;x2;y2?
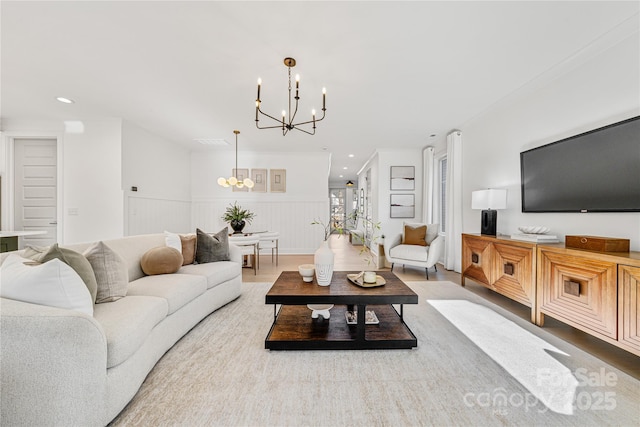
520;116;640;213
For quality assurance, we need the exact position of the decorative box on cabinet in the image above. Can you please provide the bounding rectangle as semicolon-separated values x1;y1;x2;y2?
461;234;537;322
537;245;640;357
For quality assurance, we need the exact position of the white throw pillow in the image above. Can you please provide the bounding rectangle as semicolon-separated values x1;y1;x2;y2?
0;254;93;316
164;231;182;253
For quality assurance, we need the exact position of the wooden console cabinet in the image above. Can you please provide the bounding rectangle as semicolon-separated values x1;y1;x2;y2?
462;233;640;357
537;245;640;357
461;234;537;322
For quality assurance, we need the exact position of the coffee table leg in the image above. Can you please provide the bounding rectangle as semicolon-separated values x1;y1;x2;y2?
356;304;366;342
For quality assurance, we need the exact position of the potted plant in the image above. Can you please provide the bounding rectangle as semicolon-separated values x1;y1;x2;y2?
221;202;255;234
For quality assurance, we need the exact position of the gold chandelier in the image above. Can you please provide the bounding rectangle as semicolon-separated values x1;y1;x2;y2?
217;130;254;189
255;57;326;136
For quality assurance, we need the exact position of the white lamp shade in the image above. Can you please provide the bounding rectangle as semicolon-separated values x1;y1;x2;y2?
472;189;507;210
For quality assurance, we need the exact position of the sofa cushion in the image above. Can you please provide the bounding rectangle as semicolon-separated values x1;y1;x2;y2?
24;244;99;303
389;244;430;262
403;224;427;246
127;273;207;315
93;295;168;368
195;228;230;263
84;241;129;303
0;254;93;316
141;247;183;275
180;234;197;265
177;261;242;289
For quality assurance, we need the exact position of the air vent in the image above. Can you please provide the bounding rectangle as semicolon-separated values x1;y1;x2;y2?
194;138;230;146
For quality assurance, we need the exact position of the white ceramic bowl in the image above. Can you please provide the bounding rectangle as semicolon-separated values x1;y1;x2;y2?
298;264;315;282
518;226;550;235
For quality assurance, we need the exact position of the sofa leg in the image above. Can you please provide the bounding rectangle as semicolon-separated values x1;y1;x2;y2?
390;263;395;271
434;264;438;272
425;267;429;280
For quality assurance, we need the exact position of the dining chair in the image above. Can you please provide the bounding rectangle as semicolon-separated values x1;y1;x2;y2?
258;231;280;266
228;235;260;275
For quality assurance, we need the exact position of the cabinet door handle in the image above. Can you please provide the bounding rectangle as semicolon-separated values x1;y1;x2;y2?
563;280;581;297
504;263;514;275
471;253;479;263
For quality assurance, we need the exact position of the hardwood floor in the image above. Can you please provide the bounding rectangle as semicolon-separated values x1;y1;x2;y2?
246;234;639;379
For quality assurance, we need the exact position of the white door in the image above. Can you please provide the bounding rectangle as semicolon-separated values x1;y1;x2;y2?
14;139;57;248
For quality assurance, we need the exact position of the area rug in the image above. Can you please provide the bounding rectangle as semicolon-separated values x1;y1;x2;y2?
110;281;639;426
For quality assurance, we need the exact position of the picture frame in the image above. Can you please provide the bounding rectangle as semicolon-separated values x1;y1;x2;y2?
232;168;249;192
390;194;415;218
390;166;415;191
359;188;364;214
270;169;286;193
251;168;267;192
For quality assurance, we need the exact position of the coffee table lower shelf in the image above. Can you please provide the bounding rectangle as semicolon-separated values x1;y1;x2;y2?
265;304;417;350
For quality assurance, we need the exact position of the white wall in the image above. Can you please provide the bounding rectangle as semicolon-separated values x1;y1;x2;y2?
121;121;192;235
191;150;331;253
358;149;424;238
461;33;640;251
1;119;124;244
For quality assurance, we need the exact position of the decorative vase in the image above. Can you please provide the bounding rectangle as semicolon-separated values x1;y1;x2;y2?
230;219;246;234
314;240;334;286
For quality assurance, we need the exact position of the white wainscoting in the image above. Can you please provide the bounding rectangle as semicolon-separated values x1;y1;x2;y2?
191;199;329;254
126;195;191;236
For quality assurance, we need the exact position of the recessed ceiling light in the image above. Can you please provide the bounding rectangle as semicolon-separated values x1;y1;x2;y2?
56;97;74;104
339;175;343;178
343;167;348;170
348;154;354;158
194;138;230;146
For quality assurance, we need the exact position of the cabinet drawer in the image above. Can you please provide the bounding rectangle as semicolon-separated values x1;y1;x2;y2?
493;243;535;307
462;237;493;287
619;265;640;354
539;250;617;339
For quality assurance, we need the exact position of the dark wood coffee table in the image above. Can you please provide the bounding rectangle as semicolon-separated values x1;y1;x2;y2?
265;270;418;350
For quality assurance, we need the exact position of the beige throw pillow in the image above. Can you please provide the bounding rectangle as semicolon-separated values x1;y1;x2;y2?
84;241;129;303
180;234;197;265
141;247;183;275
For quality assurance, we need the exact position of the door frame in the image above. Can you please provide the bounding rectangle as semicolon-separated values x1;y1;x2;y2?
1;131;64;243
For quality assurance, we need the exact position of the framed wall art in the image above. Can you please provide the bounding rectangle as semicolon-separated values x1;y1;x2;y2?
390;194;415;218
251;168;267;192
390;166;415;191
270;169;286;193
232;168;249;192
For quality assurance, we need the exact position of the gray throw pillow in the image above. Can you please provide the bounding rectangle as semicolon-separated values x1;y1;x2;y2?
84;241;129;303
195;228;230;263
25;244;99;303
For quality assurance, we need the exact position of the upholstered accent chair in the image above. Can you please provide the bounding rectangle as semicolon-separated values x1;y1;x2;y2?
384;223;444;279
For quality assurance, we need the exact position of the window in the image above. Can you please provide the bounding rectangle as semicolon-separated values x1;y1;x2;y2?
439;156;447;234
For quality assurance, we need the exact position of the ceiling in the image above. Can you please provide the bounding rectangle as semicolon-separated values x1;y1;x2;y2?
2;1;638;184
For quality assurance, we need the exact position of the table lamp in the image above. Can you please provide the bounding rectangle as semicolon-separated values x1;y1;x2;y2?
471;189;507;236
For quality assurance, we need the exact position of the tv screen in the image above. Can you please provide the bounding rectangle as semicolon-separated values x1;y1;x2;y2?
520;116;640;213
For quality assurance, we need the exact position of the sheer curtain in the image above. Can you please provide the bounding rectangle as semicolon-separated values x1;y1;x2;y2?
422;146;435;224
444;130;463;272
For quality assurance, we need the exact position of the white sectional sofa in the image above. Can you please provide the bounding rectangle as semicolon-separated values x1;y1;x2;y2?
0;233;242;426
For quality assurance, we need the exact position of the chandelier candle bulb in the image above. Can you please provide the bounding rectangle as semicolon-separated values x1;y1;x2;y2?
257;78;261;101
322;87;326;109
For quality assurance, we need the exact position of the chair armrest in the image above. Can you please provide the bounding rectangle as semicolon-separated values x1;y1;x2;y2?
427;235;444;266
384;233;402;259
